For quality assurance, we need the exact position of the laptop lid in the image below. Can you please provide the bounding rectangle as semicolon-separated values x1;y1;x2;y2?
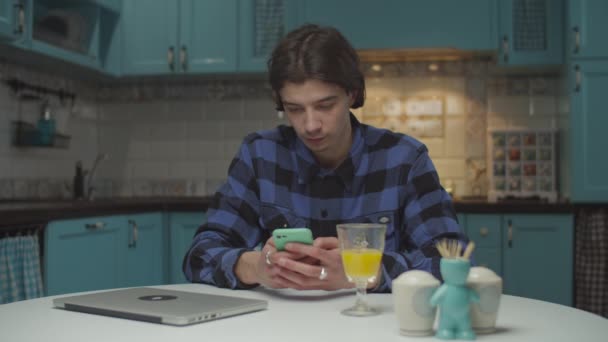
53;287;268;326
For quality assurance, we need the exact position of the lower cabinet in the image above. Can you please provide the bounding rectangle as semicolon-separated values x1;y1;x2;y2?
459;213;573;306
124;213;165;288
45;215;126;296
45;211;206;296
168;212;206;284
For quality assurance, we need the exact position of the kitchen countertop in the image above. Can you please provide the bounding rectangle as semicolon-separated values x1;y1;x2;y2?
0;196;577;229
0;197;214;227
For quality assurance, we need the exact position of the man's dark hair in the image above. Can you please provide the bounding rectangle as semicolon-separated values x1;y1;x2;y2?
267;24;366;111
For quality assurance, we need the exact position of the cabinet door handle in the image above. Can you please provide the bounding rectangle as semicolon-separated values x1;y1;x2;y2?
168;46;175;70
180;45;188;71
480;227;489;237
128;220;138;248
85;222;106;230
573;26;580;54
14;3;25;34
507;219;513;248
502;35;509;63
574;65;581;92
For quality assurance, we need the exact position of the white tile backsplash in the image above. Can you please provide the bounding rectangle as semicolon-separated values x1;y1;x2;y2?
0;59;567;200
187;141;225;160
131;161;170;179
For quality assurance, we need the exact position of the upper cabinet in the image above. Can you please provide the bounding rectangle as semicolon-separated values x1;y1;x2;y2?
0;0;122;74
238;0;299;73
568;0;608;59
569;60;608;202
297;0;497;51
0;0;25;41
567;0;608;202
498;0;564;66
121;0;238;75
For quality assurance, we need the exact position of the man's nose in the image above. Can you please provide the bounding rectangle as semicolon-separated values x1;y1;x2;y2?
304;110;322;133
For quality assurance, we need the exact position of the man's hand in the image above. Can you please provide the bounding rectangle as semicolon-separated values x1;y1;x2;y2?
273;237;355;291
234;238;318;289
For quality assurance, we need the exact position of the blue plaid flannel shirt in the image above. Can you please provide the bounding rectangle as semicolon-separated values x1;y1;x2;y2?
184;114;466;292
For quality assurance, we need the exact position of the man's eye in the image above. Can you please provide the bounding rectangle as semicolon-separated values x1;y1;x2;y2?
286;107;303;113
317;103;334;111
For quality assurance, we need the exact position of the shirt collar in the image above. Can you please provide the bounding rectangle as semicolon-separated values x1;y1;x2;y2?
294;113;364;190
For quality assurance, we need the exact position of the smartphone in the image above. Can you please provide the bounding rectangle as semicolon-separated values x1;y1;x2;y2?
272;228;314;251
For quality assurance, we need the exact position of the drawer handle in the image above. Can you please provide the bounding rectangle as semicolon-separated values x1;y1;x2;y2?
502;35;509;63
180;45;188;70
574;64;581;92
85;222;106;230
480;227;489;237
168;46;175;70
508;219;513;248
128;220;138;248
573;26;580;54
14;3;25;34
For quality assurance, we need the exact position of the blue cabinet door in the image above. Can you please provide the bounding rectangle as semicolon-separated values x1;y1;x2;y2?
121;0;178;75
570;60;608;202
124;213;165;287
568;0;608;59
179;0;237;73
299;0;496;50
464;214;502;276
238;0;300;73
0;0;17;40
502;214;573;306
169;212;205;284
498;0;564;65
45;215;127;296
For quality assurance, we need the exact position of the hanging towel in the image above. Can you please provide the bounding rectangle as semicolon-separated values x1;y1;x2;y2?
0;234;44;304
575;208;608;317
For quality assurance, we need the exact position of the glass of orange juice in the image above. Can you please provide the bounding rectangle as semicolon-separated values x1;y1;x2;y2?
337;223;386;316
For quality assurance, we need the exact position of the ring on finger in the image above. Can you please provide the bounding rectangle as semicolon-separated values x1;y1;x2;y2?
265;250;273;266
319;266;328;280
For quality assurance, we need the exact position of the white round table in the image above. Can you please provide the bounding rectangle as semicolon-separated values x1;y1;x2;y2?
1;284;606;342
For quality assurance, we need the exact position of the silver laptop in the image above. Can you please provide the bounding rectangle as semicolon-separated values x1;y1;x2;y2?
53;287;268;326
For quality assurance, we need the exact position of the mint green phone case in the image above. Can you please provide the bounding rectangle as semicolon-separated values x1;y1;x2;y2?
272;228;313;251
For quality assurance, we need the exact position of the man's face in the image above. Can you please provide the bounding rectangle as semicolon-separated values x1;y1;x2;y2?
280;79;354;164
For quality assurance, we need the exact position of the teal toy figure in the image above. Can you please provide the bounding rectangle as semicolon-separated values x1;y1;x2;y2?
430;240;479;340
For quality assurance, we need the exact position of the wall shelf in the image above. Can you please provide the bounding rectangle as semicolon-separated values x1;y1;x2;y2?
11;121;71;149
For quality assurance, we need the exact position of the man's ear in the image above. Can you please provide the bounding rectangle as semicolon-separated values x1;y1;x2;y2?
272;91;284;111
348;90;357;108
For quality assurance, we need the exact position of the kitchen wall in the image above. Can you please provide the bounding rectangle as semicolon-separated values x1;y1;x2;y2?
0;58;569;200
0;58;100;199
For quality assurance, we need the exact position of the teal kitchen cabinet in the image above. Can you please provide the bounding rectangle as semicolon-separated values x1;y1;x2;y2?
0;0;25;41
498;0;564;66
502;214;573;306
45;212;165;296
458;213;573;306
568;0;608;59
464;215;502;276
569;60;608;202
298;0;497;51
28;0;121;71
45;215;126;296
124;213;164;287
0;0;122;74
238;0;299;73
168;212;205;284
122;0;237;75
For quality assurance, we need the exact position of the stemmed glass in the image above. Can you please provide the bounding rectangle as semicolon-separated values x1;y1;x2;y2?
337;223;386;317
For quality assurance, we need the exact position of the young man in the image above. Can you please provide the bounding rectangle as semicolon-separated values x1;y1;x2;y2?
183;24;466;292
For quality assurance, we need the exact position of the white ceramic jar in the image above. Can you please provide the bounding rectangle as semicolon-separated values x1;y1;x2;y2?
466;266;503;334
392;270;440;336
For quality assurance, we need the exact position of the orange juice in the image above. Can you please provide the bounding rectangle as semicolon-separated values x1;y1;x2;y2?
341;249;383;281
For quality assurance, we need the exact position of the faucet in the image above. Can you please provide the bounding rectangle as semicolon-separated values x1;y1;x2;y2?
86;153;109;200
